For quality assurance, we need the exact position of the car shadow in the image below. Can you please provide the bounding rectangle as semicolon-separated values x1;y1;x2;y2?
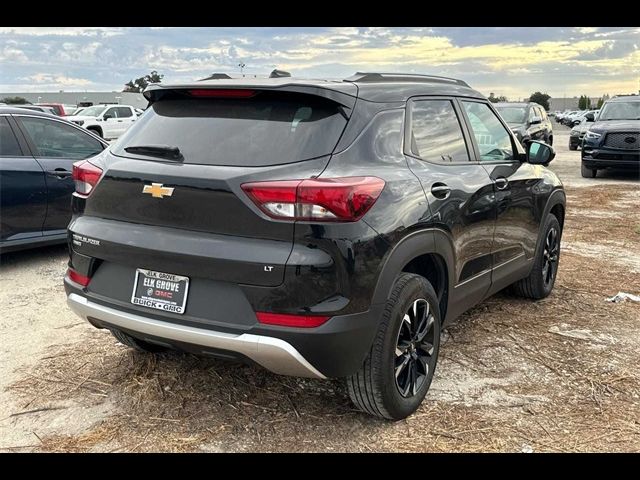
0;243;68;269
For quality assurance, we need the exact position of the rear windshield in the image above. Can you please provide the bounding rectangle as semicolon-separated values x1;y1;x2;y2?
112;92;348;166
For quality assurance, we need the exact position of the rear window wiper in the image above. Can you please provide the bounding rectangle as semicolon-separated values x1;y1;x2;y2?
124;144;183;161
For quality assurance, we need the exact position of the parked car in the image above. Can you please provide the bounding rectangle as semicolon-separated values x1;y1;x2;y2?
66;104;139;140
569;117;593;150
36;103;70;116
64;73;565;420
0;107;108;252
581;95;640;178
494;102;553;146
13;105;59;115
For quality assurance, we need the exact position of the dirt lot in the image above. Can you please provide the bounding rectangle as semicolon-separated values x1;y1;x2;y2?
1;123;639;452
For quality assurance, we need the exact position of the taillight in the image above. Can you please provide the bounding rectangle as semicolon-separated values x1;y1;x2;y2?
241;176;385;222
67;268;91;287
72;160;103;197
188;89;256;98
256;312;330;328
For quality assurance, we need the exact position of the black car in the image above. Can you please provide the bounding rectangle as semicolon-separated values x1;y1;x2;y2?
0;108;108;252
64;73;566;420
581;95;640;178
494;102;553;146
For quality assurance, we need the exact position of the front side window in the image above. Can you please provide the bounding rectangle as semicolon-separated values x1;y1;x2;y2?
409;100;469;163
461;101;515;162
19;117;104;159
103;108;118;119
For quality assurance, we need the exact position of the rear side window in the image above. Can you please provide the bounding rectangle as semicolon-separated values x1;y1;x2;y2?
113;92;348;166
0;118;22;156
19;117;104;160
409;100;469;163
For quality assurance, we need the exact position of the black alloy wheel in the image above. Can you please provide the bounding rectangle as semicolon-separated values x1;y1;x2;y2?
394;299;436;398
542;227;559;289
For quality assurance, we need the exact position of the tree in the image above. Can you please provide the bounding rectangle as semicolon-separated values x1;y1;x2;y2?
123;70;164;93
1;96;29;104
578;95;591;110
488;93;508;103
529;92;551;111
597;97;604;109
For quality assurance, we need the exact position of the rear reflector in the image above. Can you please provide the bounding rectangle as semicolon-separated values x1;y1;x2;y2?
241;176;385;222
256;312;330;328
188;89;256;98
67;268;91;287
72;160;103;197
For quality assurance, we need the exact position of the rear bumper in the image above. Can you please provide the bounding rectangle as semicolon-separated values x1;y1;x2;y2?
65;273;384;378
67;292;327;378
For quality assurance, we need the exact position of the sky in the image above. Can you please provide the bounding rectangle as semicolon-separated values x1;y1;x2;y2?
1;27;639;99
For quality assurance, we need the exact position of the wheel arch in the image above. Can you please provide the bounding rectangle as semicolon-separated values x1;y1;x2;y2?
86;125;103;137
371;229;455;323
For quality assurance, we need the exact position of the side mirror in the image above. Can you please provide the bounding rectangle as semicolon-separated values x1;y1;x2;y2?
585;113;595;122
103;113;113;120
530;116;542;125
527;140;555;165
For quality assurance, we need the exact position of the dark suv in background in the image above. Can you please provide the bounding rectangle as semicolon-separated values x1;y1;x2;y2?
495;102;553;146
64;73;565;420
581;95;640;178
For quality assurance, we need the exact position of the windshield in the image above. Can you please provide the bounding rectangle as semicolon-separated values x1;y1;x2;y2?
112;92;348;166
78;105;107;117
598;101;640;120
495;106;527;124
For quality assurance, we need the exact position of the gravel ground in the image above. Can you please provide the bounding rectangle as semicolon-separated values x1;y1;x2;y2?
1;122;639;452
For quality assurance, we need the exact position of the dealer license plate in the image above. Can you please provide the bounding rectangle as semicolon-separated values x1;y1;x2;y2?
130;269;189;314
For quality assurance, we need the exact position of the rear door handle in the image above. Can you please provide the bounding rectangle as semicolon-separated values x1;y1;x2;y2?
431;183;451;199
46;168;72;179
495;177;509;190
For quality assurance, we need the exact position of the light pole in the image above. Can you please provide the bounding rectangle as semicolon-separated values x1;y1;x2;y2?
115;96;122;104
37;96;42;104
238;63;246;77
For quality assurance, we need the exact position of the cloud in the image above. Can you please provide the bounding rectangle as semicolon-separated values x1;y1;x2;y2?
0;27;638;98
20;73;93;88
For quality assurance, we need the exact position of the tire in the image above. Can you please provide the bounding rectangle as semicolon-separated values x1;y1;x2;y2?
547;135;553;146
581;163;597;178
347;273;441;420
569;144;577;151
110;328;167;353
87;127;103;138
511;214;561;299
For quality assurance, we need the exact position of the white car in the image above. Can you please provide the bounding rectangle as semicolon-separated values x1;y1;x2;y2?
66;104;140;140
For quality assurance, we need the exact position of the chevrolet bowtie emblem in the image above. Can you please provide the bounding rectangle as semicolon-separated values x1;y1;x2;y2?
142;183;174;198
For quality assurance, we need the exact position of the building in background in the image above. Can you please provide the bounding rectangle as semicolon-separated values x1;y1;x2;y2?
549;96;604;111
0;91;147;109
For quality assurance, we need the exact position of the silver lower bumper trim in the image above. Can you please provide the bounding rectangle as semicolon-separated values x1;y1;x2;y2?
67;293;325;379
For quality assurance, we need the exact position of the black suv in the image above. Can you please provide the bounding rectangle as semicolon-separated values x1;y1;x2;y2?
581;95;640;178
494;102;553;146
64;73;566;420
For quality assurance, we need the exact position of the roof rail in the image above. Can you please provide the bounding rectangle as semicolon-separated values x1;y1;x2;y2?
344;72;469;87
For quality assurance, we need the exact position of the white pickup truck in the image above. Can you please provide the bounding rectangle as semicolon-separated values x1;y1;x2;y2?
66;104;142;140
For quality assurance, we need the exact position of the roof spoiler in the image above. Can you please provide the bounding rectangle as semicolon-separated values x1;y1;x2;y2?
143;83;357;111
